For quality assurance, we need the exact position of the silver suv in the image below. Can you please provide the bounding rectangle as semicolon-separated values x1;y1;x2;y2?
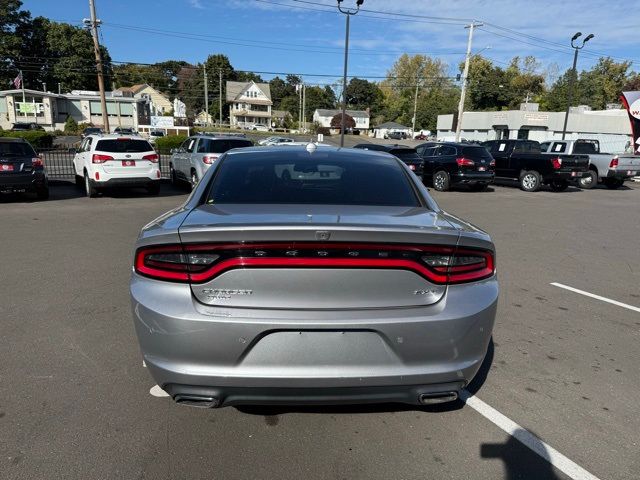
169;135;253;189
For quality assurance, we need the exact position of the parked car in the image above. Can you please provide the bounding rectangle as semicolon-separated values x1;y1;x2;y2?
353;143;424;176
245;124;270;132
169;135;253;189
72;134;160;197
147;130;165;145
131;145;498;408
416;142;495;192
481;139;589;192
386;130;407;140
0;137;49;199
81;127;103;138
11;122;44;131
259;136;294;146
113;127;137;135
540;139;639;189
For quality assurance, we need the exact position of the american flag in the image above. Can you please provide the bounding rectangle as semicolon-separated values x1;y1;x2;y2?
12;72;22;89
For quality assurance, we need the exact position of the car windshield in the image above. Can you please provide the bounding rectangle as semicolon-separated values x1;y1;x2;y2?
95;139;153;153
0;142;36;157
199;139;253;153
389;148;421;161
207;154;419;206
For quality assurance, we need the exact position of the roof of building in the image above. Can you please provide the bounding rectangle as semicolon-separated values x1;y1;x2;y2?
375;121;410;130
315;109;370;118
272;109;291;119
226;81;272;102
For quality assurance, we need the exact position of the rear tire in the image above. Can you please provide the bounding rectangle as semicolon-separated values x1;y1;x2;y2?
578;170;597;189
84;172;98;198
603;178;624;189
432;170;450;192
468;183;488;192
519;170;541;192
549;179;569;192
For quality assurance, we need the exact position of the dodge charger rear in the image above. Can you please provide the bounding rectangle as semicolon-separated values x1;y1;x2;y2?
131;145;498;408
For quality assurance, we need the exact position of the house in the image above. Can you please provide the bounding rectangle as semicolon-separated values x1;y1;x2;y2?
226;81;272;129
0;88;150;132
271;109;292;128
114;84;173;116
436;103;633;153
372;121;412;139
312;109;370;132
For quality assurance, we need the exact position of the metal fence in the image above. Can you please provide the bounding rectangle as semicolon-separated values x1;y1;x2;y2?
40;145;173;180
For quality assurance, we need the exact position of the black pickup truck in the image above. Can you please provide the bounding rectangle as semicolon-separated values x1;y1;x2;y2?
482;140;589;192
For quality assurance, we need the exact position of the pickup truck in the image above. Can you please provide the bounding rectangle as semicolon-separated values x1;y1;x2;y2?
540;139;639;189
482;139;589;192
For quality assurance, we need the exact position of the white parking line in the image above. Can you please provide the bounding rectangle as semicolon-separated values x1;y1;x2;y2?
551;282;640;313
460;391;601;480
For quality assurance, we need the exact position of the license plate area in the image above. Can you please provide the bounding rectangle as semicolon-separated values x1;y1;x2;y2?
478;166;486;172
0;164;15;172
122;160;136;167
571;171;581;177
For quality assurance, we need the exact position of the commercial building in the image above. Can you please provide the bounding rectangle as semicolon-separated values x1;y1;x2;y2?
312;109;370;132
227;81;272;129
437;103;633;153
0;88;150;132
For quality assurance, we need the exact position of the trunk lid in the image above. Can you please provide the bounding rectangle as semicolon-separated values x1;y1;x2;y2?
178;204;459;309
557;154;589;170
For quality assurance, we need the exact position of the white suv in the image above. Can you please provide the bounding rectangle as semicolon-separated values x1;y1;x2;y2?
73;134;161;197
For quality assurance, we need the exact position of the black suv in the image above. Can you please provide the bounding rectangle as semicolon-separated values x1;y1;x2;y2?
416;142;495;191
352;144;424;176
11;122;44;131
0;137;49;199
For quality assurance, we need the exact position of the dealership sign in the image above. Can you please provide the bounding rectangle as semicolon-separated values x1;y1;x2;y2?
620;91;640;154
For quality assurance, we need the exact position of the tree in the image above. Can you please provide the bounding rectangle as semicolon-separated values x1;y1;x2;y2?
623;74;640;92
330;113;355;129
304;85;336;115
345;78;384;114
0;0;32;84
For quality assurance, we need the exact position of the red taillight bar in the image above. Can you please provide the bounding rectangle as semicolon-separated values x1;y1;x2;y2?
133;243;495;285
143;153;159;163
92;154;113;163
551;157;562;169
609;156;618;168
456;157;475;167
31;156;43;167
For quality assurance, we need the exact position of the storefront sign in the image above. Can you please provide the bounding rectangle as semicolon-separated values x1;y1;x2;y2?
620;91;640;154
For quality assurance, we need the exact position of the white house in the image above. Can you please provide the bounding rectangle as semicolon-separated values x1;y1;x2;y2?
437;103;633;153
114;84;173;116
312;109;370;131
0;88;150;132
227;81;272;128
372;121;412;139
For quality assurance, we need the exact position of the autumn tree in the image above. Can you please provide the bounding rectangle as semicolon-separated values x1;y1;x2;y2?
330;112;355;129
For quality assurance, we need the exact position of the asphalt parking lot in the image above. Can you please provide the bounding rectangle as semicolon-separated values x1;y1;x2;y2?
1;180;639;480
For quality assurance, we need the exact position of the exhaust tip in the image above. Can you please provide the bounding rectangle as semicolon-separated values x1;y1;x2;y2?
419;392;458;405
174;394;220;408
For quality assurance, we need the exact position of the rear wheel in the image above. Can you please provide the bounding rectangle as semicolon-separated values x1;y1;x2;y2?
468;183;488;192
578;170;597;189
603;178;624;189
84;172;98;198
549;179;569;192
432;170;450;192
519;170;541;192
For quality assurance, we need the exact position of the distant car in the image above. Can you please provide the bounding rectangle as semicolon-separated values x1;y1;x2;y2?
72;134;160;197
11;122;44;131
250;124;271;132
81;127;103;138
416;142;495;192
147;130;165;145
0;137;49;199
353;143;424;176
386;131;406;140
130;145;498;408
113;127;137;135
414;133;429;140
169;135;254;189
260;136;295;146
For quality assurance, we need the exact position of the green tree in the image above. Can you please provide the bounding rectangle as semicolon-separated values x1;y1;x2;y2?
345;78;384;114
0;0;32;85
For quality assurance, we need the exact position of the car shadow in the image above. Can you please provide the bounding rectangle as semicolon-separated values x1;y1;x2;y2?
481;429;562;479
235;339;495;417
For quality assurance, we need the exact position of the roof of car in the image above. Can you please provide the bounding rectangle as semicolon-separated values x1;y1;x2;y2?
0;137;28;143
417;141;484;148
193;134;252;141
225;144;397;160
86;134;147;140
353;143;416;151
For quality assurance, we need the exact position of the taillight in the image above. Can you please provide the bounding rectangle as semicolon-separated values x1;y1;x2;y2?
31;156;43;167
143;153;159;163
203;155;218;164
134;243;495;285
489;159;495;168
609;157;618;168
92;154;113;163
551;157;562;169
456;157;475;167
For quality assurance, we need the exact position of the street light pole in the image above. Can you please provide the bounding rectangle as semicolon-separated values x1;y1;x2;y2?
337;0;363;148
455;21;482;142
561;32;594;140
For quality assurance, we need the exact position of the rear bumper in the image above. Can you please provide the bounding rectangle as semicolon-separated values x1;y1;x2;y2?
94;177;160;188
131;273;498;406
0;171;47;193
606;169;637;179
543;170;586;182
451;172;494;184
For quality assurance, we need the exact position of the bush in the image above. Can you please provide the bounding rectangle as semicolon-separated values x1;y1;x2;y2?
155;134;187;154
64;116;78;134
0;130;54;149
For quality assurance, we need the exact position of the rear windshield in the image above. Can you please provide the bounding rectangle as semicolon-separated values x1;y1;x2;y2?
207;154;419;206
198;139;253;153
0;141;36;157
573;142;598;154
389;149;421;161
95;139;153;153
461;146;493;159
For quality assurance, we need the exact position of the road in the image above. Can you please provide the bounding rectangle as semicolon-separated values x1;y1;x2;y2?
1;179;638;480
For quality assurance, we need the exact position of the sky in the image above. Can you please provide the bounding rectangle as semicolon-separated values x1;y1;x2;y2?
21;0;640;86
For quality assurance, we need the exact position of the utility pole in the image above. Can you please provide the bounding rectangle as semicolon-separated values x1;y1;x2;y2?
562;32;594;140
455;21;482;142
412;80;420;137
58;83;61;95
302;84;306;133
204;65;209;127
219;70;223;128
87;0;109;132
